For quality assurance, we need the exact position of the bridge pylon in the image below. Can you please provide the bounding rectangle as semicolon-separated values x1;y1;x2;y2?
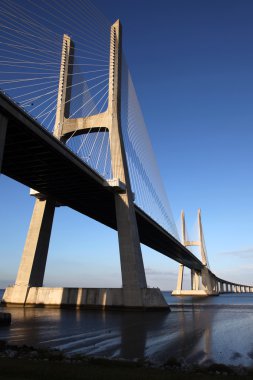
172;209;218;296
3;22;168;309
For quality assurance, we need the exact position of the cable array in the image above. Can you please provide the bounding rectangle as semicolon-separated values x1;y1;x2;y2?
0;0;112;177
121;57;179;239
0;0;178;238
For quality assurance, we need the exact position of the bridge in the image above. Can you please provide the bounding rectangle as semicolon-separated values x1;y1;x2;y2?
0;0;251;309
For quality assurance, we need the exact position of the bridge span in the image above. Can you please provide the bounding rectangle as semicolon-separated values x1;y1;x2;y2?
0;91;202;271
0;5;252;309
2;90;252;307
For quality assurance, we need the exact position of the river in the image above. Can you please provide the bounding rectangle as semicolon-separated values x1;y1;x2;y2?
1;289;253;367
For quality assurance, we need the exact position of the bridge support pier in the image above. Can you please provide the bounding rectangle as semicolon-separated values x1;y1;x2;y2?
175;264;184;292
191;270;200;291
3;198;55;304
172;210;218;296
172;266;219;296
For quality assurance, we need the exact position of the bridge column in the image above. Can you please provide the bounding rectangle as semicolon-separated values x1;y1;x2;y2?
107;21;148;302
3;34;73;305
4;198;55;303
191;270;200;291
226;283;229;293
176;264;184;291
220;282;224;293
214;276;218;293
201;267;217;294
0;114;8;174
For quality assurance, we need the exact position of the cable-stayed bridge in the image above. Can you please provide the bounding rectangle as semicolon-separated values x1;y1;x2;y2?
0;0;251;309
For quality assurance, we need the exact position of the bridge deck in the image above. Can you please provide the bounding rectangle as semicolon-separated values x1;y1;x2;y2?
0;92;203;271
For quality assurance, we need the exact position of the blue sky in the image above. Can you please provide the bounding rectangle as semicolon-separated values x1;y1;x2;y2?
1;0;253;290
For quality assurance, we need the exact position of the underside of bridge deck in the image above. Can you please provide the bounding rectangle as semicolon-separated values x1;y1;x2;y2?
0;92;203;271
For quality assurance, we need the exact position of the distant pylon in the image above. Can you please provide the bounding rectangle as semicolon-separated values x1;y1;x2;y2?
172;209;217;296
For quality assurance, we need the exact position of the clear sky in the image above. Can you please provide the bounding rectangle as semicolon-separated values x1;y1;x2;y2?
1;0;253;290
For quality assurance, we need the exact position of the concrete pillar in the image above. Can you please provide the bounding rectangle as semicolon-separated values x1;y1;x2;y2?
191;269;195;290
176;264;184;291
201;267;215;293
198;209;207;266
0;114;8;173
15;198;55;288
226;283;229;292
54;34;74;140
220;282;224;293
190;270;200;291
194;271;200;290
108;21;146;292
4;35;74;305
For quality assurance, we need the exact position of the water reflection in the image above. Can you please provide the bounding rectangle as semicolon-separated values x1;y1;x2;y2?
1;300;253;367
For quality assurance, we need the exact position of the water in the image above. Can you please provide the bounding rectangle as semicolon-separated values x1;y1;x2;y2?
164;291;253;307
1;289;253;367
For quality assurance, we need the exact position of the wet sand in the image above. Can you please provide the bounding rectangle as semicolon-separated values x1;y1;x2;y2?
1;293;253;368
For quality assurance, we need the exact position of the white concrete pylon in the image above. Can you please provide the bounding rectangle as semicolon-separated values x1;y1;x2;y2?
172;209;217;296
61;21;148;293
4;35;74;304
174;211;186;292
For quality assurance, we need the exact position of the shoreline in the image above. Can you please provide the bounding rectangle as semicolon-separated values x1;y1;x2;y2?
0;342;252;379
